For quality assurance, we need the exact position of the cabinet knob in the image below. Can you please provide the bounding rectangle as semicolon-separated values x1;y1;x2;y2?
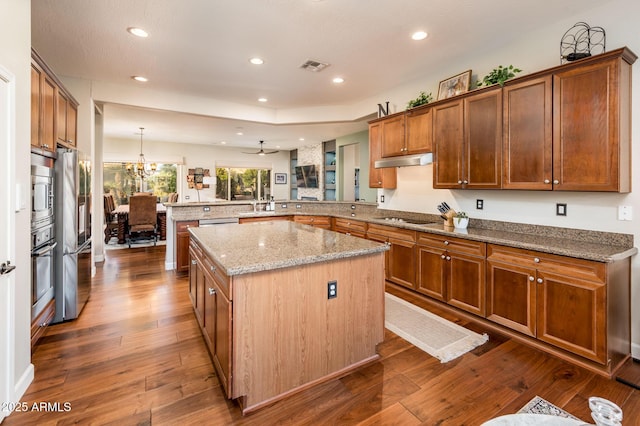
457;180;463;184
445;256;451;261
377;181;382;185
444;241;449;245
534;257;540;263
463;180;468;184
210;265;216;272
553;180;559;185
529;276;535;281
385;241;392;246
191;259;197;265
544;179;550;184
209;287;216;295
537;278;543;284
441;254;446;259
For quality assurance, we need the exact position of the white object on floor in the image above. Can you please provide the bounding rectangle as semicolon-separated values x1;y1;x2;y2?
481;413;587;425
384;292;488;362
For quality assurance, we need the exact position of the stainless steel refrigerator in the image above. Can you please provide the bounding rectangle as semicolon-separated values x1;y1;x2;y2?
53;147;92;323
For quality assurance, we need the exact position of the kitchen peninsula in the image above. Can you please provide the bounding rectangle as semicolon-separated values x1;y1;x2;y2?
188;220;388;414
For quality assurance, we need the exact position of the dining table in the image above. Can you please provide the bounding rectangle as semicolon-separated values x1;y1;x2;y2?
113;203;167;244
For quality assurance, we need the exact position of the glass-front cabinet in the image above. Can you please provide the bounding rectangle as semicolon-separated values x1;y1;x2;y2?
323;140;336;201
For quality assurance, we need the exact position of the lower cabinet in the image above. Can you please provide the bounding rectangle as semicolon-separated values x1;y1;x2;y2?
177;220;199;273
31;298;55;348
486;244;615;365
189;239;232;397
366;224;416;289
416;232;486;316
238;215;291;223
332;218;366;238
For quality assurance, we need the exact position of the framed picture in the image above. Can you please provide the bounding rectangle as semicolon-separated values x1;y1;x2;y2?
275;173;287;184
437;70;472;100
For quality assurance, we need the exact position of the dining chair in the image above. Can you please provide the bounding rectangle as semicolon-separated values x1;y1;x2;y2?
103;194;118;243
126;194;158;247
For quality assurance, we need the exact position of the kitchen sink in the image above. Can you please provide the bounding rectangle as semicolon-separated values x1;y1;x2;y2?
373;217;438;226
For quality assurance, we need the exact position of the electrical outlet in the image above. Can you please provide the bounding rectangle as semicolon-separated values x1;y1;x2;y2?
281;203;287;209
327;280;337;299
203;206;210;212
296;204;302;209
476;199;484;210
185;195;190;200
380;195;385;203
556;203;567;216
618;205;633;221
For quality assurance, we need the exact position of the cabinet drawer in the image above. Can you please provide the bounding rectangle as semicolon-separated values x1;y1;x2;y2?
294;215;331;226
333;218;366;233
487;244;606;283
367;223;416;242
31;298;55;348
201;255;230;300
417;232;485;256
177;220;199;233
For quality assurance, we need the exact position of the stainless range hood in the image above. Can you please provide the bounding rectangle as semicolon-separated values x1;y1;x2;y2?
374;153;433;168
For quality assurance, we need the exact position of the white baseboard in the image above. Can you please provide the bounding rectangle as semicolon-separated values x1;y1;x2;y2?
632;342;640;360
14;363;34;401
165;261;175;271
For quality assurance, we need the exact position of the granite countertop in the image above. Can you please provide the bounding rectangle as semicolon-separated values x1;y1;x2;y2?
189;220;389;276
172;203;636;263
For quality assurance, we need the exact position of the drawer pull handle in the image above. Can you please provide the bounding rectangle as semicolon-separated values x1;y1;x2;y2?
534;257;540;263
444;241;449;245
209;287;216;295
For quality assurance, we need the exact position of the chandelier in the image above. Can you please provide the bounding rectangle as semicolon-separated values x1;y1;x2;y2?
125;127;157;180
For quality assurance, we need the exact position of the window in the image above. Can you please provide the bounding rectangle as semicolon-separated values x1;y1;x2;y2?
215;167;271;201
103;162;177;205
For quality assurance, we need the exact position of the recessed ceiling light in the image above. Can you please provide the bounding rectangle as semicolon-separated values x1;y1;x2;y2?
127;27;148;38
299;138;305;141
249;57;264;65
412;31;428;41
258;97;268;102
132;76;148;82
220;141;227;145
236;131;243;136
332;77;344;84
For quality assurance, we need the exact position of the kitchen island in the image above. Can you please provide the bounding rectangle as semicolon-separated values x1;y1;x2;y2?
188;220;388;414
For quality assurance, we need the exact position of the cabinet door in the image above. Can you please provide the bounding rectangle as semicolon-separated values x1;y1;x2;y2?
447;251;486;316
503;76;553;189
464;88;502;188
417;245;447;301
387;237;416;289
366;233;389;280
66;102;77;147
433;99;464;188
41;74;56;152
188;248;198;307
31;64;41;148
536;271;606;364
486;259;536;337
56;91;68;145
405;107;432;154
368;122;397;188
380;114;406;157
176;221;199;272
194;257;205;326
553;58;626;192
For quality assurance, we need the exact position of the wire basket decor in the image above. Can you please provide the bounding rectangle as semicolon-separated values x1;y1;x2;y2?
560;22;606;64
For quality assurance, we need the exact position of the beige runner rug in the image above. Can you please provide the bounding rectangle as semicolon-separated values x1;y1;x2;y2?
385;293;488;363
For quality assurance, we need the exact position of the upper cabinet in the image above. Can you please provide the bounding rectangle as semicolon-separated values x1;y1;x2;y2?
433;87;502;189
31;49;79;153
368;121;397;189
405;106;433;155
379;113;405;158
503;47;636;192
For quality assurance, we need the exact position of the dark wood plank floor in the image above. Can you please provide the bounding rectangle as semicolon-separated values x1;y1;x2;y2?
5;245;640;425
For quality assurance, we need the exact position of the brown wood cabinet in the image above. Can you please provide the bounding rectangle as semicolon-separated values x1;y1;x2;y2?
503;48;635;192
238;215;291;223
366;224;416;289
433;88;502;189
332;217;367;238
30;60;56;153
189;239;232;397
56;90;77;148
416;233;486;316
368;121;397;189
293;215;331;229
379;113;405;158
502;76;553;189
30;298;55;349
405;106;433;155
176;220;198;273
486;244;629;368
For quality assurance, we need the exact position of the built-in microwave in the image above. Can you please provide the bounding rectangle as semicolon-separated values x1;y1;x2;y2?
31;153;55;230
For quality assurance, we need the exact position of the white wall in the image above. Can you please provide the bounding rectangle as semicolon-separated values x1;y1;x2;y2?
0;0;33;409
374;0;640;355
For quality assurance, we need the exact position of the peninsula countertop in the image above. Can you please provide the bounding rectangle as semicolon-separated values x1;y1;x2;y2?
189;220;389;276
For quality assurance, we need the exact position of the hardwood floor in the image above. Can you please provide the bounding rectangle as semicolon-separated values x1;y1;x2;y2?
5;245;640;425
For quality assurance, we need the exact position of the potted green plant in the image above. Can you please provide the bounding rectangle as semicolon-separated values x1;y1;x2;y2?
453;211;469;229
406;91;433;109
477;65;522;87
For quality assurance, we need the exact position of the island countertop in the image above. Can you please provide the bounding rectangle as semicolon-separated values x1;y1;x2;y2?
189;220;389;276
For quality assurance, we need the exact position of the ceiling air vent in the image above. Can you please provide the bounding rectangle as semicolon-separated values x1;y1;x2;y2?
299;59;330;72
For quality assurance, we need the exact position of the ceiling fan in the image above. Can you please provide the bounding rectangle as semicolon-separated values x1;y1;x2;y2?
243;140;280;156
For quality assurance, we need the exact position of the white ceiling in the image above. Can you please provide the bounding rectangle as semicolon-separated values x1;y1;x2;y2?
31;0;603;150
